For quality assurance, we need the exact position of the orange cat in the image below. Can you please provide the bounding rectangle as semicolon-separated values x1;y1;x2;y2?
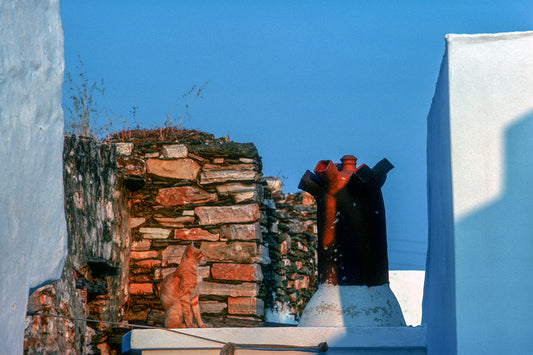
160;243;209;328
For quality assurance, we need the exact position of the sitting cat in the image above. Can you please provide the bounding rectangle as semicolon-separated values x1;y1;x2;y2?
160;243;210;328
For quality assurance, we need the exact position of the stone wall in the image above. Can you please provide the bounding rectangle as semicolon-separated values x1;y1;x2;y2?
24;131;319;352
120;138;270;326
262;185;318;324
25;136;130;354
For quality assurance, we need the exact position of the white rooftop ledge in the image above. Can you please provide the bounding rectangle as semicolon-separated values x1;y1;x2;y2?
122;326;426;354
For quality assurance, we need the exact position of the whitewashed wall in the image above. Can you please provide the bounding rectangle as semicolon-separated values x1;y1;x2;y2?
425;31;533;354
0;1;67;353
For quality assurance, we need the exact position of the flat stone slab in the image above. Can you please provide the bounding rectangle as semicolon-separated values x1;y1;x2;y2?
122;326;426;354
146;158;200;180
195;204;259;225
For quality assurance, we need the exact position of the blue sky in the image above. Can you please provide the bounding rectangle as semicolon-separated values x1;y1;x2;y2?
60;1;533;269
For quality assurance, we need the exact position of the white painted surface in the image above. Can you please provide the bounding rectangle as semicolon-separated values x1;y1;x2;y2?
123;326;426;354
0;1;66;353
298;284;405;327
447;32;533;219
425;31;533;354
389;271;424;326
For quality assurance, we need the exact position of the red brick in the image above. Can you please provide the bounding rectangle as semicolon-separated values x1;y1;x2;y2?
228;297;264;316
211;263;262;282
129;283;153;295
155;186;217;206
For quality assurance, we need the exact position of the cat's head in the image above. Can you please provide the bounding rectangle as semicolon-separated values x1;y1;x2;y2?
184;243;208;265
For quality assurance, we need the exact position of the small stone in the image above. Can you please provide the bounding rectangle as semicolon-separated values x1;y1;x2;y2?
200;301;227;314
255;245;271;264
126;309;150;322
212;158;224;164
161;245;188;266
233;191;258;203
162;144;188;158
146;158;200;180
263;199;276;210
139;227;171;239
131;274;151;283
134;259;161;268
114;142;134;156
129;283;153;295
200;169;258;185
216;183;256;195
220;223;261;241
239;158;256;164
301;192;315;205
228;297;264;316
211;263;263;282
117;156;146;176
288;220;306;234
155;186;217;206
154;216;195;227
144;152;159;158
174;228;219;241
280;240;288;255
130;251;159;260
129;217;147;229
201;282;258;297
182;210;195;216
131;240;151;251
200;242;257;263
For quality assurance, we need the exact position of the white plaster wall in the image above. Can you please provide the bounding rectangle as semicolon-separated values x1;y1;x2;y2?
0;1;67;353
389;270;424;326
425;31;533;354
424;48;457;355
